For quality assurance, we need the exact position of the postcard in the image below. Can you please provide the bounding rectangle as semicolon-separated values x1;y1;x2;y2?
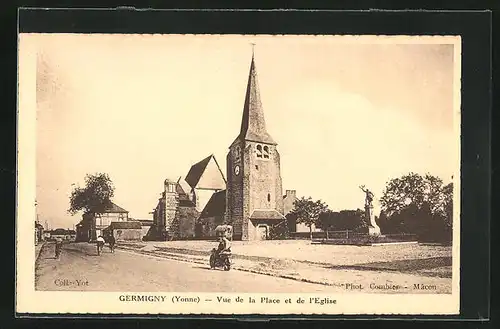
17;33;461;315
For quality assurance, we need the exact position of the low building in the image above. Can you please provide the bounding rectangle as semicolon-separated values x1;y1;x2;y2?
35;222;44;244
103;221;143;241
130;219;154;240
75;202;130;241
42;231;51;240
67;230;76;241
48;228;75;241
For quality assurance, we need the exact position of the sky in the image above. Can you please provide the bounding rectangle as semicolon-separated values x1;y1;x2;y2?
28;34;459;230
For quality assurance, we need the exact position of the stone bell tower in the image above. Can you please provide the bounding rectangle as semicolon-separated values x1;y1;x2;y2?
225;50;285;241
163;179;179;238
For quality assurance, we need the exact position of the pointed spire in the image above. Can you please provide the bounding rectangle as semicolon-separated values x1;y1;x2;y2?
238;50;276;145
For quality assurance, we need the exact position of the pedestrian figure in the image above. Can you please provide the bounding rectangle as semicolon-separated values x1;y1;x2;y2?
108;234;116;253
55;237;63;259
96;235;105;255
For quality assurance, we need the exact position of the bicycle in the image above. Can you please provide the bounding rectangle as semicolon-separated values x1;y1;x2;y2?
97;241;104;255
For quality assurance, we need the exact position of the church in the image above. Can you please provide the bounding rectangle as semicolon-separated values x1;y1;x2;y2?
151;53;296;241
223;53;286;241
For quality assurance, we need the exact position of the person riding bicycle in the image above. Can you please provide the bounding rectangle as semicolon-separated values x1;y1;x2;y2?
96;235;105;255
55;237;63;258
216;235;231;256
108;234;116;253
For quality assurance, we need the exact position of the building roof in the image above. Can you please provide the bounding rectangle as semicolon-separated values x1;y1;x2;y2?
234;55;276;145
184;155;212;188
107;221;142;229
199;190;226;218
130;219;154;226
102;202;129;213
49;228;76;235
184;155;226;189
249;209;285;220
176;177;192;193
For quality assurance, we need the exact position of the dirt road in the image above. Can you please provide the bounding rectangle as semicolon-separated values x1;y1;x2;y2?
35;242;339;292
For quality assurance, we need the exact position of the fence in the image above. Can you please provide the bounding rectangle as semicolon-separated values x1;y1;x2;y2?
290;230;418;242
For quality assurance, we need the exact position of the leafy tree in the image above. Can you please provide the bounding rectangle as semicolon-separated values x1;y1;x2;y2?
68;173;115;216
379;172;453;242
318;209;366;237
288;197;329;240
318;210;337;236
380;172;448;218
442;182;454;228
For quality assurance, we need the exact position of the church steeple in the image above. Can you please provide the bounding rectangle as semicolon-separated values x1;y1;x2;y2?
237;52;276;145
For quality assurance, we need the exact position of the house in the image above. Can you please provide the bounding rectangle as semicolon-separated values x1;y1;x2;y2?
103;221;143;241
75;202;129;242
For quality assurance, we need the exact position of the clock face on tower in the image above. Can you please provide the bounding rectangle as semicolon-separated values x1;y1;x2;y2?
234;165;240;176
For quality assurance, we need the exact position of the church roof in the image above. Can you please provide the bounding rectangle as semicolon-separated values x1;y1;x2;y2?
249;209;285;220
102;202;128;213
199;190;226;218
177;177;192;194
184;154;226;189
236;55;277;145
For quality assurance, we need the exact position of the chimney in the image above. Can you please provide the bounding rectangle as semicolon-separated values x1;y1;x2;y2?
285;190;296;198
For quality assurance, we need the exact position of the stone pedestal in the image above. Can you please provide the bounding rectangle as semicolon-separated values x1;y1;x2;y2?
365;205;381;236
368;225;381;236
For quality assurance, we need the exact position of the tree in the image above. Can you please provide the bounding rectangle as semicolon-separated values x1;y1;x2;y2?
379;172;453;242
318;209;366;236
318;210;337;238
442;182;453;228
288;197;329;240
68;173;115;216
380;172;448;218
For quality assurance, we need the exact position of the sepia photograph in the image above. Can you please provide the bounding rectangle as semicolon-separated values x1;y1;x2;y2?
17;33;461;315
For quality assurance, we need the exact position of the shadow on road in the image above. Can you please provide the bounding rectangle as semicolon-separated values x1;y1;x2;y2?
326;256;452;278
192;265;213;270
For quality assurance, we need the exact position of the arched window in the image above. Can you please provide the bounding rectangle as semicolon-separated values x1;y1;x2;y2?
234;145;241;162
263;146;270;159
256;144;263;158
267;193;271;202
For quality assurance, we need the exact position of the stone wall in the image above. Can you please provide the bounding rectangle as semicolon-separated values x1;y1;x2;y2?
176;206;199;239
226;148;243;239
113;228;142;241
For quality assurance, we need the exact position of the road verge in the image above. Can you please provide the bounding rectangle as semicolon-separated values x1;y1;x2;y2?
35;242;46;263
